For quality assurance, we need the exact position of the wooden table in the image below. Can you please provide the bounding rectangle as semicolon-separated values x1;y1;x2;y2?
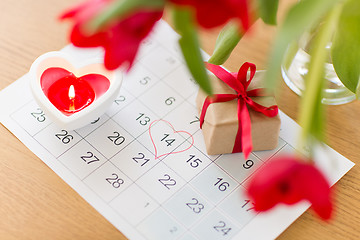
0;0;359;239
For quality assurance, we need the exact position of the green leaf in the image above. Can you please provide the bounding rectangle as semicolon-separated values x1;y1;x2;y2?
356;80;360;99
298;6;341;147
331;0;360;93
208;22;243;65
257;0;279;25
90;0;165;31
173;8;212;94
264;0;340;91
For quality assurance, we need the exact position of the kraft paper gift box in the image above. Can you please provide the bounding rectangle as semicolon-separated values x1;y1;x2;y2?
196;63;281;156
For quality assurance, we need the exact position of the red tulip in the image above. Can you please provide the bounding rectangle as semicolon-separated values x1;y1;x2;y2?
169;0;250;30
60;0;163;70
247;155;333;220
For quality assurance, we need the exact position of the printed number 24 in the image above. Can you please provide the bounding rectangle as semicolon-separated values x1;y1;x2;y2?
214;221;232;236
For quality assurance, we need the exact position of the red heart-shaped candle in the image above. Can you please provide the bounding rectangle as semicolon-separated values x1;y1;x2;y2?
41;67;110;116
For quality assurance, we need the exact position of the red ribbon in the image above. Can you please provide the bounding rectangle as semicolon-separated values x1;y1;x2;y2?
199;62;278;158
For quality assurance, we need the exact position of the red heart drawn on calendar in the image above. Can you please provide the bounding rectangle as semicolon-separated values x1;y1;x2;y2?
149;119;194;159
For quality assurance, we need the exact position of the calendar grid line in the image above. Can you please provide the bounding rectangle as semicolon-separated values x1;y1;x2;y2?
105;89;138;118
155;146;249;238
10;100;52;137
213;153;262;186
213;186;258;231
9;95;34;120
162;184;218;231
11;49;265;240
140;46;183;81
94;119;138;159
24;101;263;233
15;98;252;238
252;137;288;161
184;130;222;162
32;123;79;159
2;20;354;240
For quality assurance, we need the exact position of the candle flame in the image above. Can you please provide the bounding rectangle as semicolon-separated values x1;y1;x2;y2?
69;85;75;111
68;85;75;100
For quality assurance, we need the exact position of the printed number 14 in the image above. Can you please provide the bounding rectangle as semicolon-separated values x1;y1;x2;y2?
161;134;175;146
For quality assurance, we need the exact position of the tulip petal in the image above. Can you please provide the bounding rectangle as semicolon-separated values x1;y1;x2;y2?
247;156;333;220
61;0;163;71
170;0;251;30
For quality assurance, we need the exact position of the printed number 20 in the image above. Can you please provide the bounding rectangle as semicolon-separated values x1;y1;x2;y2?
107;132;125;145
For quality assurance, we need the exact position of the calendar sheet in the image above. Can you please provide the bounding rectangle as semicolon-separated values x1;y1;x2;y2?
0;21;354;240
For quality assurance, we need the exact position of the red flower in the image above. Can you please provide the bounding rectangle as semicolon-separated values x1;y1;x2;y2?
60;0;163;70
169;0;250;30
247;155;333;220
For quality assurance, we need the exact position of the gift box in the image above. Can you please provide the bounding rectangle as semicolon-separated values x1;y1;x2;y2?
196;62;281;157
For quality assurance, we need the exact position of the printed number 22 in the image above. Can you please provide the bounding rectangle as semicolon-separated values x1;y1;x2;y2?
158;174;176;189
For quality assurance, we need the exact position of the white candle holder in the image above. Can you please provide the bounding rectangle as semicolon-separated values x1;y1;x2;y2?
30;51;123;130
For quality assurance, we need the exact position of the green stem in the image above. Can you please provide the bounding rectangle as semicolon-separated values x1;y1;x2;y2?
298;5;342;151
208;22;242;65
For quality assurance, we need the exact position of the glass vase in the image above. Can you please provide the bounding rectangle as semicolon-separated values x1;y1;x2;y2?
281;28;356;105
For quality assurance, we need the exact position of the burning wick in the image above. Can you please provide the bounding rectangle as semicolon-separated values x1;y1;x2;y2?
68;85;75;111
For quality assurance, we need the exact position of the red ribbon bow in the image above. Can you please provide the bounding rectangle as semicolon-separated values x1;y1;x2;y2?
199;62;278;158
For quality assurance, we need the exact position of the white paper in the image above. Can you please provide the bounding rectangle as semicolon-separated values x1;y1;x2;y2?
0;21;354;240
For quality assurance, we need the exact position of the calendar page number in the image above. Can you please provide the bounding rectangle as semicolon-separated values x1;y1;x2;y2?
186;197;204;214
140;76;151;85
241;200;255;211
132;152;150;167
243;159;254;169
107;132;126;145
55;130;74;144
186;154;202;168
114;95;126;105
30;108;46;122
214;178;230;192
136;113;151;126
165;97;175;105
158;174;176;189
189;116;200;125
106;173;125;188
80;151;100;164
213;221;232;236
161;134;175;147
